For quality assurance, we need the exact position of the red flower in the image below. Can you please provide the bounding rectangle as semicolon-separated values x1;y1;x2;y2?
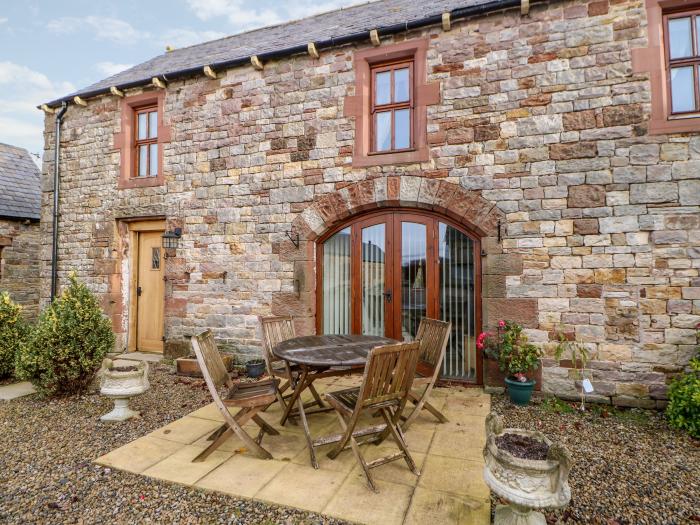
498;320;506;328
476;331;491;351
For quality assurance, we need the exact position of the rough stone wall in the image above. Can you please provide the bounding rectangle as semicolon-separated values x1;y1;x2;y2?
0;218;40;319
41;0;699;406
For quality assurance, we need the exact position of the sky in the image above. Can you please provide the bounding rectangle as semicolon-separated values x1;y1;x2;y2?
0;0;361;163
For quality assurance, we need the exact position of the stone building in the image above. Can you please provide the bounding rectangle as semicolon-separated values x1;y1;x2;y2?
0;143;41;319
40;0;699;407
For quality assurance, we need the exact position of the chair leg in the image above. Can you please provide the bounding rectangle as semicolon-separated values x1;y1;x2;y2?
193;427;234;462
328;409;377;492
206;423;228;442
327;411;354;460
402;388;447;431
252;414;279;436
381;408;420;476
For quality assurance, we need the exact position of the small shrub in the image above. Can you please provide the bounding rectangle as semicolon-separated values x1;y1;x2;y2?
0;292;28;379
666;351;700;439
15;274;114;396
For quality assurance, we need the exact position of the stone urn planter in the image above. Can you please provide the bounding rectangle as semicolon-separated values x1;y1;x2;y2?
99;358;150;421
483;413;571;525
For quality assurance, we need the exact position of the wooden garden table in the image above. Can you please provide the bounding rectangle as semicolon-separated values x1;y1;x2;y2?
272;334;396;468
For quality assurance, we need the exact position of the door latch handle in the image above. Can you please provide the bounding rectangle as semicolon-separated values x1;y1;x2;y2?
137;286;142;297
383;290;392;303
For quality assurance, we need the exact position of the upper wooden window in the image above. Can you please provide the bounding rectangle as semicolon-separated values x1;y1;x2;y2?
370;61;413;153
134;106;159;178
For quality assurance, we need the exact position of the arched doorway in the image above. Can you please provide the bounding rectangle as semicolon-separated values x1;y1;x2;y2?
316;209;482;383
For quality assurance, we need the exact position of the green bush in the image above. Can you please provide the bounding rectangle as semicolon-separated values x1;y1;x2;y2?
666;351;700;439
0;292;28;379
15;274;114;396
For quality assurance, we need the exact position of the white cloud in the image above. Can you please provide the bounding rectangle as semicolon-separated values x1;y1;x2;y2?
0;62;75;160
47;16;149;45
0;17;8;25
185;0;359;31
160;29;227;49
95;61;133;77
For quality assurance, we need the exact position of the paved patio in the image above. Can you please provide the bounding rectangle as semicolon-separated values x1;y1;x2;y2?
96;375;491;525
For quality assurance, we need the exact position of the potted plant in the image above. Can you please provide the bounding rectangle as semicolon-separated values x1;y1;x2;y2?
246;358;266;378
483;413;571;524
478;320;543;406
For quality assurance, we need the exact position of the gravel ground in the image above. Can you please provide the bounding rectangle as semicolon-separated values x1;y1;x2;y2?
491;395;700;525
0;363;349;525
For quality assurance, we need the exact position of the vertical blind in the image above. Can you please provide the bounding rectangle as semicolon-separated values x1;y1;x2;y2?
439;222;476;381
323;228;351;334
401;222;427;341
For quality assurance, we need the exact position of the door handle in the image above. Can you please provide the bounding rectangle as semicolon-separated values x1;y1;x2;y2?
383;290;392;303
137;286;142;297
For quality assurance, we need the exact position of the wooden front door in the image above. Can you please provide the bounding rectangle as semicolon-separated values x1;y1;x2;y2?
135;230;164;352
318;210;482;383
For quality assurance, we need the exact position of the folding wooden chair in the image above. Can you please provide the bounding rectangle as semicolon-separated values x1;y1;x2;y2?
259;316;325;416
402;318;452;430
190;330;279;461
325;341;420;492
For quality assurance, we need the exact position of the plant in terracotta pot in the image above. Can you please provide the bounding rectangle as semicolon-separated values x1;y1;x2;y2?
478;320;543;406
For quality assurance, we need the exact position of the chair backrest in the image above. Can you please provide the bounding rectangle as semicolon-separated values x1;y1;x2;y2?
415;318;451;378
191;330;231;391
259;316;295;373
357;342;420;410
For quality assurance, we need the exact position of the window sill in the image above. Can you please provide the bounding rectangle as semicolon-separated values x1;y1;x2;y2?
118;175;164;190
352;146;429;167
649;115;700;135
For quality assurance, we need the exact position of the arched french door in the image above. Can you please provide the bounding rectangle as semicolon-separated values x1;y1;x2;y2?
316;209;482;383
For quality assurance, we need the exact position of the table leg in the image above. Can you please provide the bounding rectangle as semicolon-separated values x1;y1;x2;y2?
280;366;307;426
296;378;319;469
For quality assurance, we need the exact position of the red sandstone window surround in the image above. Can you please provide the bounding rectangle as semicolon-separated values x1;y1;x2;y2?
113;91;170;189
633;0;700;133
344;38;439;167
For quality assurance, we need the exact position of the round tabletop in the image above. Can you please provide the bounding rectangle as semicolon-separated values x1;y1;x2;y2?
272;334;397;368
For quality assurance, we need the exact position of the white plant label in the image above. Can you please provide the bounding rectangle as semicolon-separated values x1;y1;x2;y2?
582;378;594;393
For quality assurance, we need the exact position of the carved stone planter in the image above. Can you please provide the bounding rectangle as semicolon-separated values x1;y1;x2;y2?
99;359;150;421
483;413;571;525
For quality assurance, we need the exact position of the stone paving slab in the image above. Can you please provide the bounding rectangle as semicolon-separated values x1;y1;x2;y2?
0;381;36;400
95;379;491;525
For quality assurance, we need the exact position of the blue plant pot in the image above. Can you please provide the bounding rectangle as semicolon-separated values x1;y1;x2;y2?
505;377;536;406
246;361;265;378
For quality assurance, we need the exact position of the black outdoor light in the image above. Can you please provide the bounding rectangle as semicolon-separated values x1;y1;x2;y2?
162;228;182;250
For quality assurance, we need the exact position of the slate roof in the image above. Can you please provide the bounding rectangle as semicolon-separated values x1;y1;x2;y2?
0;143;41;220
51;0;503;104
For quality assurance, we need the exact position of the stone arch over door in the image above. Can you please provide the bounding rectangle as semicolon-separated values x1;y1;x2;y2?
271;176;512;339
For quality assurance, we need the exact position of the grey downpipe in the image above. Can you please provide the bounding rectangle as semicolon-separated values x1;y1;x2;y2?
50;102;68;301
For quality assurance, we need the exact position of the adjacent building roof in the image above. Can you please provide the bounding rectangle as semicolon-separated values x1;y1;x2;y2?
46;0;518;106
0;143;41;221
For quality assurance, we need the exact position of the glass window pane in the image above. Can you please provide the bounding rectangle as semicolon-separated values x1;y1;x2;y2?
138;145;147;177
375;111;391;151
671;66;695;112
394;67;410;102
149;143;158;176
137;113;147;140
375;71;390;105
148;111;158;138
394;109;410;149
361;223;385;337
322;227;351;335
401;222;426;341
669;17;693;59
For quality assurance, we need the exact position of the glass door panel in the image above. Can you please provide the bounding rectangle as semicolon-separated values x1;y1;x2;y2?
361;223;386;336
439;222;477;382
322;227;351;334
400;221;427;341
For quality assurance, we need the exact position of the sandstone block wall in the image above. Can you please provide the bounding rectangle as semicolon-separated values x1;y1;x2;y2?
0;218;41;319
41;0;699;406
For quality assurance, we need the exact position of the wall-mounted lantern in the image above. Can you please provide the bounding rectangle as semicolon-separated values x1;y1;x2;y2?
162;228;182;250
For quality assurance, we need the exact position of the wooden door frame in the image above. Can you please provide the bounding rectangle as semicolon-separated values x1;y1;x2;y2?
315;208;482;384
126;219;166;352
